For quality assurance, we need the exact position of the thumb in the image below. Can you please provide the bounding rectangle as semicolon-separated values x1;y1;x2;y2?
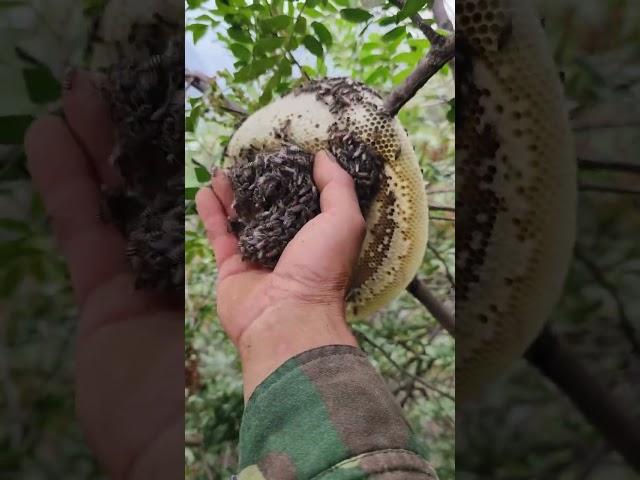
313;151;364;225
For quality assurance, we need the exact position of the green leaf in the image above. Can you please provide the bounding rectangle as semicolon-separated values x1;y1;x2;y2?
361;54;384;66
188;23;208;43
0;218;30;235
366;65;389;84
311;22;333;47
303;35;324;57
186;105;204;132
379;16;397;26
260;14;292;32
278;58;293;77
185;187;199;200
382;26;406;42
447;98;455;123
228;26;252;43
23;67;61;104
194;164;211;183
340;8;372;23
229;43;251;61
301;65;317;78
393;66;414;84
0;115;33;144
294;16;307;34
254;37;285;55
396;0;428;22
393;51;420;65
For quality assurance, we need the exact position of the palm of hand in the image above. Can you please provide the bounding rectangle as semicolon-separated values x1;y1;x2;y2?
25;72;182;479
197;154;366;348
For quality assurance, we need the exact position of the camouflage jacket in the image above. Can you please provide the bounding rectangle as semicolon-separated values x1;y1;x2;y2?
236;345;438;479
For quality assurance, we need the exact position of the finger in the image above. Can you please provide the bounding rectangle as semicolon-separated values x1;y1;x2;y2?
195;187;244;270
211;169;236;218
25;115;129;304
313;150;363;221
63;69;121;186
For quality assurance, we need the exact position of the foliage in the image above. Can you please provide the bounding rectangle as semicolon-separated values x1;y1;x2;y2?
0;1;108;477
185;0;454;478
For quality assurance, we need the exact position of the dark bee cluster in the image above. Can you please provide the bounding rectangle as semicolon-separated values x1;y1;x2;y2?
228;132;383;269
99;27;184;293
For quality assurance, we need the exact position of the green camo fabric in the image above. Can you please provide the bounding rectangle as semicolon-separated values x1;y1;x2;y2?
236;345;438;480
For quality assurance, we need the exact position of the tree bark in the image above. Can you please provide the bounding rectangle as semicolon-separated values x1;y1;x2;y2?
526;326;640;473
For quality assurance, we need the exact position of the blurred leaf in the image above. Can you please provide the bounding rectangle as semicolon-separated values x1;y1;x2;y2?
366;65;389;84
340;8;373;23
188;23;208;43
23;67;61;104
382;26;406;42
303;35;324;57
230;43;251;61
254;37;285;55
312;21;333;47
0;115;33;145
395;0;428;22
260;14;292;32
295;16;307;34
228;26;252;43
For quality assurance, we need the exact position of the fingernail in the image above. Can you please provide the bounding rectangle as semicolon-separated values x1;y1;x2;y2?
211;166;219;178
63;66;77;91
321;150;336;162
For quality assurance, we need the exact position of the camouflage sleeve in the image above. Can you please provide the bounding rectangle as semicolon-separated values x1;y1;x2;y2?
236;344;438;480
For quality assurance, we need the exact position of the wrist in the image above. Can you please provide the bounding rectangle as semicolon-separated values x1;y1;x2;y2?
237;302;357;401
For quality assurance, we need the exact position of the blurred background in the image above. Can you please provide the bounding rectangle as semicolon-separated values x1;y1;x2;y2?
184;0;454;478
456;1;640;478
0;1;108;478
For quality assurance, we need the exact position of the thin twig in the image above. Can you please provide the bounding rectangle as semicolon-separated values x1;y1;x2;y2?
429;204;455;212
430;215;455;222
578;158;640;176
357;332;454;401
287;0;311;81
185;69;248;117
579;183;640;195
574;246;640;355
406;277;455;335
287;51;310;81
427;242;455;288
185;432;204;447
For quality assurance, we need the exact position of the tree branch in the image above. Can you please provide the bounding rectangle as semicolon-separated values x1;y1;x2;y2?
185;69;248;117
406;277;455;335
383;34;454;116
526;327;640;473
388;0;444;46
579;183;640;195
578;158;640;176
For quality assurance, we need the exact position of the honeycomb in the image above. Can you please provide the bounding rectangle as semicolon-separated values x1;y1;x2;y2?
225;78;429;319
456;0;577;400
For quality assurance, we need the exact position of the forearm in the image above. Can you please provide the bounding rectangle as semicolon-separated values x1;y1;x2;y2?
237;344;437;479
238;302;358;402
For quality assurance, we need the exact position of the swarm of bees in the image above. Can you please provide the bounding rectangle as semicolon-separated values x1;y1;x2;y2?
227;125;383;269
97;15;184;293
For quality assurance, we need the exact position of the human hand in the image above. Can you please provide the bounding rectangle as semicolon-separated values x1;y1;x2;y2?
25;71;182;479
196;151;365;400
